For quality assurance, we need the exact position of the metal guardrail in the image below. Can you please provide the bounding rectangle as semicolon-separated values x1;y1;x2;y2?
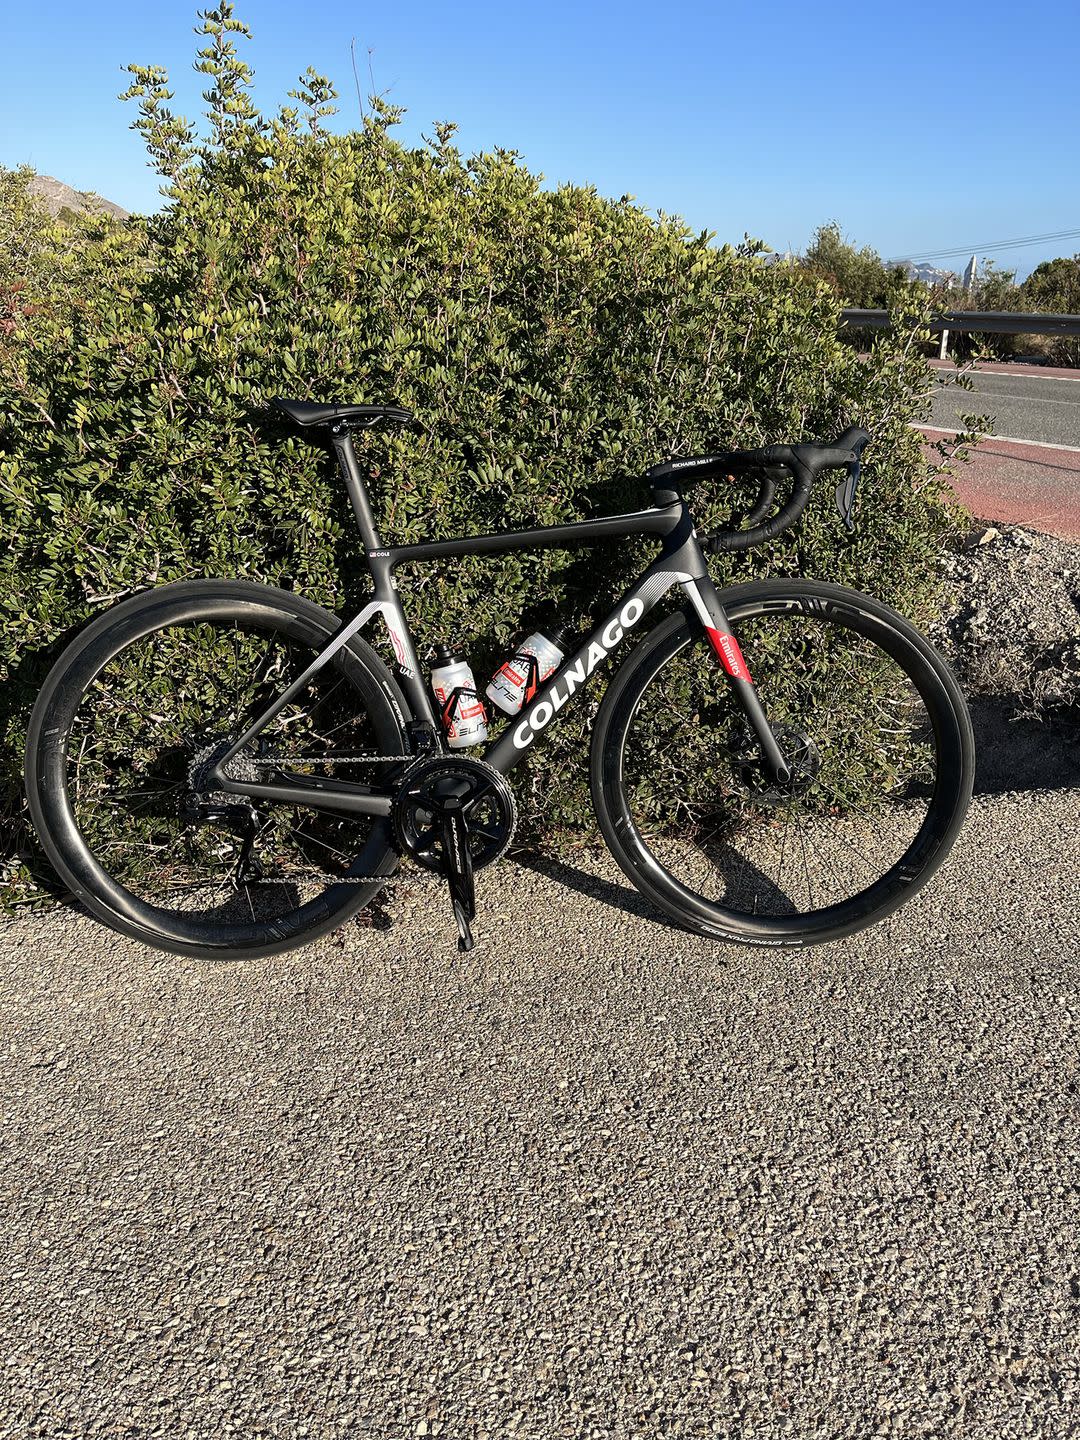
840;308;1080;337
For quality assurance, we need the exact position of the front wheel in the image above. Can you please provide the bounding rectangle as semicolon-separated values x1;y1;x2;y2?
591;579;975;947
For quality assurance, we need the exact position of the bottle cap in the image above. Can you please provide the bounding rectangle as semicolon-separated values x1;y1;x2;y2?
433;643;461;667
540;624;574;652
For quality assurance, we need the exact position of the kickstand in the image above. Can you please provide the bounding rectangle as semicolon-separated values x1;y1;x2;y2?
440;809;476;953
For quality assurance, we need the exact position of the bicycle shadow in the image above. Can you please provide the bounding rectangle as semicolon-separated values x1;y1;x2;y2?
511;697;1080;934
508;845;794;934
509;850;682;930
968;696;1080;794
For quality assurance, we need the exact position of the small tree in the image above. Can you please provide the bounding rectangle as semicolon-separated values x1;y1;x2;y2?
802;222;909;309
1022;256;1080;365
942;261;1027;361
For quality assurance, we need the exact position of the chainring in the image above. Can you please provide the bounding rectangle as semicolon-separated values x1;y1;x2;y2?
392;756;517;872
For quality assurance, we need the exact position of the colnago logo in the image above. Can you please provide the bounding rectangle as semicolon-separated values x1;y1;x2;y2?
511;599;645;749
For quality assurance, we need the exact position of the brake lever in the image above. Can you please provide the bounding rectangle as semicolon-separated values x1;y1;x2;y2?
834;458;861;533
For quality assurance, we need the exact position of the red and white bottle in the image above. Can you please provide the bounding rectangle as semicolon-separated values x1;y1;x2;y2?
486;626;572;716
430;644;489;749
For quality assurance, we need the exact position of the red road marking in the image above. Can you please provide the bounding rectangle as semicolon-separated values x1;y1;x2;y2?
921;427;1080;540
929;358;1080;383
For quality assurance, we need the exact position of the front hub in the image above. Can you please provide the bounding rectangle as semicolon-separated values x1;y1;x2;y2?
730;722;822;801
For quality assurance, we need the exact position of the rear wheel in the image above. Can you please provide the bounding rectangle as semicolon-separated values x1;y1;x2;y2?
591;580;974;947
25;580;412;960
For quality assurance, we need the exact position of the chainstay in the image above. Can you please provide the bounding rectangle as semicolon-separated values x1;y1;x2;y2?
234;752;424;885
239;755;449;885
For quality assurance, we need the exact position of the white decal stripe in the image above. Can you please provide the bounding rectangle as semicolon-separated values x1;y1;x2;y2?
682;580;715;629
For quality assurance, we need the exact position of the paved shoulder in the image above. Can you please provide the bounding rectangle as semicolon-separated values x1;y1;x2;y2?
2;786;1078;1438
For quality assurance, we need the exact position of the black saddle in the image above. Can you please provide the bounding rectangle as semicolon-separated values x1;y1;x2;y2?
272;398;414;430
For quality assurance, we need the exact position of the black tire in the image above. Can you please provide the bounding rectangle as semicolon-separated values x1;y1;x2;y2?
25;580;413;960
591;579;975;947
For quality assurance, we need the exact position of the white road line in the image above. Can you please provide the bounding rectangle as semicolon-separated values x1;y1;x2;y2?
936;390;1078;406
917;424;1080;455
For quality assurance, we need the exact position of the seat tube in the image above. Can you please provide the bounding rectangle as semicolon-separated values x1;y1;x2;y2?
331;427;383;551
682;575;791;784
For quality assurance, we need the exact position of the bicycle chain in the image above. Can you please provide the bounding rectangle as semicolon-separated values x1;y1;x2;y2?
247;753;414;767
251;869;440;886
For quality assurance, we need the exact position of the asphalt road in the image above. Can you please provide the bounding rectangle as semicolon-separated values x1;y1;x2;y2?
929;367;1080;448
3;780;1079;1438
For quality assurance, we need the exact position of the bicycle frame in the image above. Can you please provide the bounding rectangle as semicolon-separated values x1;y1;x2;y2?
209;429;790;816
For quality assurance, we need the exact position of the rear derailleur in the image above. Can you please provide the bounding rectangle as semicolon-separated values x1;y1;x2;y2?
178;794;268;885
391;756;517;953
181;738;268;885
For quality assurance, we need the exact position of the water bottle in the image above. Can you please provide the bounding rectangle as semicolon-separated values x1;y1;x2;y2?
430;644;489;748
486;625;572;716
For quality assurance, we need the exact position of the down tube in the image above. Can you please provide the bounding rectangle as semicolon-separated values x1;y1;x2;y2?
484;567;691;774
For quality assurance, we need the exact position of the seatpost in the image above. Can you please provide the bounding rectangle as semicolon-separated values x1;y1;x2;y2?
331;425;383;551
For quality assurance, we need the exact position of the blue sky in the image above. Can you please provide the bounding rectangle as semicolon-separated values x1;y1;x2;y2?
3;0;1077;278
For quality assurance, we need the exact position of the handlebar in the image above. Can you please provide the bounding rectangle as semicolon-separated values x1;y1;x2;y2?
646;426;871;552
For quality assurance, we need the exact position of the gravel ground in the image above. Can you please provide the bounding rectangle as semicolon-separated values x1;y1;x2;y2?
930;523;1080;793
3;526;1079;1439
931;523;1080;720
3;787;1079;1439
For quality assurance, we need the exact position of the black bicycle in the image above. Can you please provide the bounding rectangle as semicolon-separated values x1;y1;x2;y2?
24;400;974;958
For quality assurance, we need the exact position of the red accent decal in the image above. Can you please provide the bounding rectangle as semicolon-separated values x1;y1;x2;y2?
706;628;752;683
387;625;407;667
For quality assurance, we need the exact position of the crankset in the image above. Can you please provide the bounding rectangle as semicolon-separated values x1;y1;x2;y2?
392;756;517;952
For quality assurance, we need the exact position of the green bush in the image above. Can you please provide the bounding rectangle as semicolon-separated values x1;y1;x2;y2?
0;5;964;895
1022;256;1080;367
941;262;1028;362
801;221;912;310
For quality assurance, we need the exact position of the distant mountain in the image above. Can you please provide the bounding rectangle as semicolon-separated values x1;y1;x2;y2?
894;259;958;289
27;175;128;223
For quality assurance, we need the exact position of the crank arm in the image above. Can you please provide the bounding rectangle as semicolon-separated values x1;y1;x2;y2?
440;809;476;953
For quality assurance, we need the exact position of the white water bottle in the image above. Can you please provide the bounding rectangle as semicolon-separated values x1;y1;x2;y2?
430;644;489;748
486;626;571;716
